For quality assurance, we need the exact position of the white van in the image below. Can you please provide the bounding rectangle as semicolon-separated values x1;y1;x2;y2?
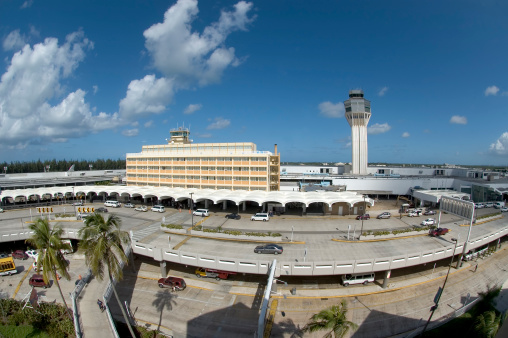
251;213;269;221
151;205;165;213
104;201;121;208
494;201;505;209
341;273;375;286
193;209;209;217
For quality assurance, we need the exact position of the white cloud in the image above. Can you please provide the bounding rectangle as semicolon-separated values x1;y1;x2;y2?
122;128;139;137
485;85;500;96
378;86;388;96
368;123;391;135
0;31;122;149
450;115;467;125
3;30;27;51
489;132;508;155
184;103;202;114
194;132;212;138
143;0;254;86
144;120;153;128
206;117;230;130
93;85;99;94
318;101;344;118
119;75;174;119
402;132;410;138
21;0;33;9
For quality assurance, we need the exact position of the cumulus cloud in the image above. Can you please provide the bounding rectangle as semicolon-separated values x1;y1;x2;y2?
93;85;99;94
206;117;230;129
368;123;391;135
0;31;123;148
194;132;212;138
402;132;410;138
144;120;153;128
184;103;202;114
21;0;33;9
122;128;139;137
490;132;508;155
119;75;174;119
450;115;467;125
378;86;388;96
3;30;27;51
143;0;254;86
318;101;344;118
485;85;500;96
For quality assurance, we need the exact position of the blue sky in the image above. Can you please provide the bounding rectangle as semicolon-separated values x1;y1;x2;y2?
1;0;507;166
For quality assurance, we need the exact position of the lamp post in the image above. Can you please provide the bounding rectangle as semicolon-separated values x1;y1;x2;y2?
3;166;7;175
89;164;93;171
360;195;367;239
189;192;194;227
420;237;459;336
291;226;294;242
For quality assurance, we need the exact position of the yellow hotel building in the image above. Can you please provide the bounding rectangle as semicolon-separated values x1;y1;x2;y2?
126;127;280;191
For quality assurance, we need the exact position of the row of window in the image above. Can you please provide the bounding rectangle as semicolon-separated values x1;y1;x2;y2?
129;182;268;191
127;166;268;171
127;157;268;162
142;145;255;153
128;174;267;181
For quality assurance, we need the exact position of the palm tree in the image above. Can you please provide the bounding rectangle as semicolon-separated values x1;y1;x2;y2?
302;300;358;338
474;310;505;338
78;213;135;338
26;218;73;319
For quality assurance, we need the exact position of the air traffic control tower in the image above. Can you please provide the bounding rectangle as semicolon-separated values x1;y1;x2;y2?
344;90;371;175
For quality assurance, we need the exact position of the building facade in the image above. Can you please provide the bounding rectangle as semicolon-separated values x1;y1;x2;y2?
125;127;280;191
344;90;371;175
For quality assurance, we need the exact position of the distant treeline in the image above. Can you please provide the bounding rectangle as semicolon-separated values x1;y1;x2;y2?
0;159;126;174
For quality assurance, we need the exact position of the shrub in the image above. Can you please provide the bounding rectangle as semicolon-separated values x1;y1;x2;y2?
224;230;243;236
161;223;183;230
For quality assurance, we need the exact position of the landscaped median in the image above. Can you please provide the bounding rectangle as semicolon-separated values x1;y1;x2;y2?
334;225;434;242
160;223;284;242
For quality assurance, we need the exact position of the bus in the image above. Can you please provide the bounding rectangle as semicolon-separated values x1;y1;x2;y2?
0;257;17;276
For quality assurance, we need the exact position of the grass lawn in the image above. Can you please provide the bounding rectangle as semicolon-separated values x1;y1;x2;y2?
0;324;51;338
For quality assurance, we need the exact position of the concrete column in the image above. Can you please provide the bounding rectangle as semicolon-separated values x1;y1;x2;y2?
302;204;306;215
242;201;246;211
205;200;209;208
382;270;391;289
222;201;227;210
160;261;167;277
144;197;148;204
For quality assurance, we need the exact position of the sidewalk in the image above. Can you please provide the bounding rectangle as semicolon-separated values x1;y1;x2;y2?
78;275;115;338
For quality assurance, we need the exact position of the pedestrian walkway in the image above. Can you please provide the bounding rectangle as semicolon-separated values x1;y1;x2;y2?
131;221;162;242
78;275;115;338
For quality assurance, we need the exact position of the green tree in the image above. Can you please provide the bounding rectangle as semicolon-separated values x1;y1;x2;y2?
302;300;358;338
78;213;135;338
25;218;73;320
474;311;504;338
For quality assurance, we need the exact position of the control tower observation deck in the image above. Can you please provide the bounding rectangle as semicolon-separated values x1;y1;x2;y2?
344;90;371;175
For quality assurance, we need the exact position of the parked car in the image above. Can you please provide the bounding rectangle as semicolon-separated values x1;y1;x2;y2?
157;277;186;290
77;213;91;220
25;250;38;259
408;211;420;217
72;201;84;206
124;203;135;208
95;207;108;213
29;274;50;288
12;250;28;260
254;244;283;254
193;209;209;217
251;213;270;221
0;208;4;213
501;207;508;212
429;228;449;236
377;212;391;219
135;205;148;212
484;202;494;208
151;205;165;213
0;253;8;258
421;218;436;226
475;203;484;209
356;214;370;220
225;213;241;220
423;210;436;215
195;267;236;280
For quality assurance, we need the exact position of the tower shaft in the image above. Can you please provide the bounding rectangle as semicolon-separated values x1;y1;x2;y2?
344;90;371;175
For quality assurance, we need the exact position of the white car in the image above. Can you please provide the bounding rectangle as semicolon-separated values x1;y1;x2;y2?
193;209;209;217
0;208;4;213
484;202;493;208
135;205;148;212
251;213;270;221
501;207;508;212
124;203;135;208
72;201;84;206
408;211;420;217
25;250;38;259
420;218;436;226
475;203;484;209
151;205;165;213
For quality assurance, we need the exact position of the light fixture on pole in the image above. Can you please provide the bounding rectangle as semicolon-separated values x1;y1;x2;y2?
420;237;459;336
189;192;194;227
360;195;367;239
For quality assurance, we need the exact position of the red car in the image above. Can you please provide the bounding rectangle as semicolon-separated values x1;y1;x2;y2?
157;277;186;291
356;214;370;220
429;228;449;237
12;250;28;260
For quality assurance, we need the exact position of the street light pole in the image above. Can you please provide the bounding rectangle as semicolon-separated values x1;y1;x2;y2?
420;237;459;336
360;195;366;239
291;226;294;242
190;192;194;227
